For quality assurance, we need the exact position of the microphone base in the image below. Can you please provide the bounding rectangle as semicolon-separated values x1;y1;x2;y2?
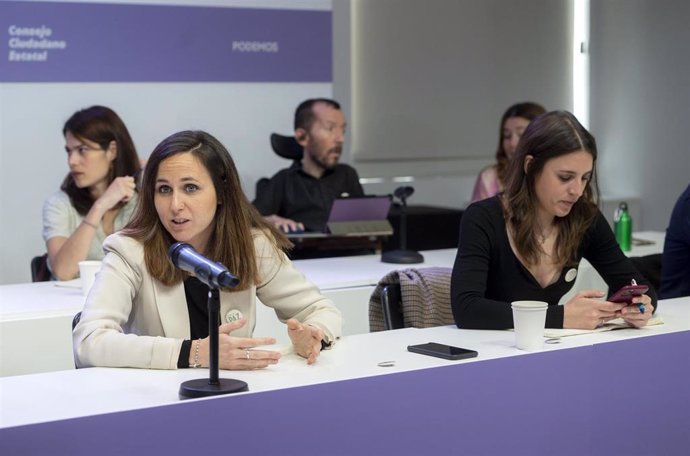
381;249;424;264
179;378;248;400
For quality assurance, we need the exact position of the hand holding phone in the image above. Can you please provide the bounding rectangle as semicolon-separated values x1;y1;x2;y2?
609;284;649;303
407;342;478;360
609;282;649;314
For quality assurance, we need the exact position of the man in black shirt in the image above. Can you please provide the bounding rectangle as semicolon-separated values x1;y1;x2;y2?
253;98;364;233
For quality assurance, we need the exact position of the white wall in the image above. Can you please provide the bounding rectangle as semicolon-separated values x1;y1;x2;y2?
590;0;690;230
342;0;689;230
348;0;573;181
0;0;332;284
2;0;688;284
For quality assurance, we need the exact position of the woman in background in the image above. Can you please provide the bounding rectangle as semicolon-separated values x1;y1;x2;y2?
453;111;656;330
471;102;546;202
73;130;341;370
43;106;140;280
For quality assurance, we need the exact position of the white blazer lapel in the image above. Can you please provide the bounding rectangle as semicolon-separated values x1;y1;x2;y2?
153;280;190;339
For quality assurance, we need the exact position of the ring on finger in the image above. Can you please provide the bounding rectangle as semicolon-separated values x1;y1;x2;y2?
245;349;250;360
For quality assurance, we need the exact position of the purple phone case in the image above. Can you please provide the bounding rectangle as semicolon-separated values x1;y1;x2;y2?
609;284;649;303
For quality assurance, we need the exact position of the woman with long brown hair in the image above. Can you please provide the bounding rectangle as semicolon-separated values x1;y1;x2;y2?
43;106;140;280
453;111;656;329
73;130;341;369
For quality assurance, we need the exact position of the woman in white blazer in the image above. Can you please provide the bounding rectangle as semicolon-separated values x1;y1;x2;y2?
73;130;342;370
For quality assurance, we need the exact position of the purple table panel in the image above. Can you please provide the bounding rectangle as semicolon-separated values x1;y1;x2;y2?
0;1;331;82
0;348;593;456
590;331;690;456
3;331;689;455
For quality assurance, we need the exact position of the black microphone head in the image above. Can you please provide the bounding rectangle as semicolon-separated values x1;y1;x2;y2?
394;186;414;200
168;242;192;267
218;271;240;288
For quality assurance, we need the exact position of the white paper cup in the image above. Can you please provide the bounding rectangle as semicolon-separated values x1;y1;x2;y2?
78;260;102;296
511;300;548;351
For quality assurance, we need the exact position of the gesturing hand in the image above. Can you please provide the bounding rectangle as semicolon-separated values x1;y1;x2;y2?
198;319;281;370
287;318;324;365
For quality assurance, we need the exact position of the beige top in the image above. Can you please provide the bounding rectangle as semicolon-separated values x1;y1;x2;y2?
42;190;139;273
73;231;342;369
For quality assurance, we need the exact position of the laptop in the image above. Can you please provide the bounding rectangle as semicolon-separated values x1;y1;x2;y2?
287;195;394;239
326;196;393;236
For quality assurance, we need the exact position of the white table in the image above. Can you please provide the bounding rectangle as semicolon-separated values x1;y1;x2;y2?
0;281;84;376
2;296;688;429
1;297;688;456
0;232;665;377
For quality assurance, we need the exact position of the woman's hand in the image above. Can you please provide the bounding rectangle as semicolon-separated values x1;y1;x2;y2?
619;294;654;328
194;319;281;370
287;318;324;365
563;289;625;329
94;176;136;211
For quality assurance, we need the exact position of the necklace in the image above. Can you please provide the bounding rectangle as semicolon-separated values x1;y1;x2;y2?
536;224;556;244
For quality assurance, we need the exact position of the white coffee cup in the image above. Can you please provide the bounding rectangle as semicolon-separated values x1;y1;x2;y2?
78;260;102;297
511;300;548;351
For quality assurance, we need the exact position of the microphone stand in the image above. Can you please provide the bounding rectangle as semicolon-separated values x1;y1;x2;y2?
382;192;424;264
179;286;248;399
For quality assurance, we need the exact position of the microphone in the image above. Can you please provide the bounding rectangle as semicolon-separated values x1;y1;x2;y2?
381;185;423;264
168;242;239;289
393;186;414;201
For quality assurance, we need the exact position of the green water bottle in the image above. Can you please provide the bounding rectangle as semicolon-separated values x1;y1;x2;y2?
614;202;632;251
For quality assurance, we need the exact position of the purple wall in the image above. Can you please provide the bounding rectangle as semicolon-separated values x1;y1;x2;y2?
0;1;332;82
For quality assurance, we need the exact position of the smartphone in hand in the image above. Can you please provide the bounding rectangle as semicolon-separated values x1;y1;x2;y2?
407;342;478;360
609;284;649;303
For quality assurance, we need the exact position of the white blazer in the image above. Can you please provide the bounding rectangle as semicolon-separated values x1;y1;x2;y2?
73;231;342;369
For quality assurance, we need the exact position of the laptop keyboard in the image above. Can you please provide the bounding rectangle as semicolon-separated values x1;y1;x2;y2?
328;220;393;236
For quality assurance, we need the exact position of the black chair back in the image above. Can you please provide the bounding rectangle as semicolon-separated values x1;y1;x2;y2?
72;311;82;368
31;254;51;282
270;133;303;160
72;311;82;330
381;283;404;330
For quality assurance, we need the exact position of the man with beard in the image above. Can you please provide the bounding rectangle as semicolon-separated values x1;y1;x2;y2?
254;98;364;233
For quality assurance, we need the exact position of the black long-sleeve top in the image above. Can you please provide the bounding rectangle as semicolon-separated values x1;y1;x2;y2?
451;197;658;329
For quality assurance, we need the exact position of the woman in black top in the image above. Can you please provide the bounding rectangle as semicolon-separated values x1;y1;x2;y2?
451;111;656;330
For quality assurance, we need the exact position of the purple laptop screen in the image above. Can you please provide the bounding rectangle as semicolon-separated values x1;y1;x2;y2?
327;197;391;222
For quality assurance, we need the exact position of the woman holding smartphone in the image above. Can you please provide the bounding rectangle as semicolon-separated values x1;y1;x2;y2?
451;111;656;330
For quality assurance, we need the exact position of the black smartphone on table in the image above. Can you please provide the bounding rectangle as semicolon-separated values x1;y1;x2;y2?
407;342;478;360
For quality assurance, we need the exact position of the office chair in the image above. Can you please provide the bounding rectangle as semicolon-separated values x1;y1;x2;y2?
72;311;82;330
629;253;663;292
71;311;82;368
270;133;303;161
369;267;453;331
255;133;303;204
31;254;51;282
255;177;271;199
381;283;404;330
